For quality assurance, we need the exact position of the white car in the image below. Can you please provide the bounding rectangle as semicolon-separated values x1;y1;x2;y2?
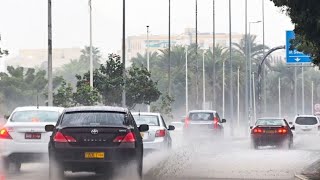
132;112;175;153
293;115;320;135
0;106;64;172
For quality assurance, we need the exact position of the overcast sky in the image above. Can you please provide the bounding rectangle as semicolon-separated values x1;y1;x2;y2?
0;0;293;57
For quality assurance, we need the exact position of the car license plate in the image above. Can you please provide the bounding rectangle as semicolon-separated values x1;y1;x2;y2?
25;133;41;139
85;152;105;159
265;130;275;134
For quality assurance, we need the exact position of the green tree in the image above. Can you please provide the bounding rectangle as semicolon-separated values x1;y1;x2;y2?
270;0;320;66
73;75;101;106
151;93;175;119
53;80;74;107
126;66;161;109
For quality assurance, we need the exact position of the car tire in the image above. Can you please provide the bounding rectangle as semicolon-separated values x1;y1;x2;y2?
12;162;21;173
49;160;64;180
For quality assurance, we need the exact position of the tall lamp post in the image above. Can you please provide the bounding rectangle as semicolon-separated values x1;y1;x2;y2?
168;0;171;96
202;50;206;110
229;0;234;135
186;46;189;114
146;25;150;112
122;0;126;107
48;0;53;106
89;0;93;88
248;20;261;123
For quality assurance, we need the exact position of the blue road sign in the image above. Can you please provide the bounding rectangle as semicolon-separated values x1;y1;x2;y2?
286;30;311;64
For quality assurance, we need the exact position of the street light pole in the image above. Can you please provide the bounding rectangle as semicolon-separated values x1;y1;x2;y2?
262;0;266;115
48;0;53;106
312;81;314;115
212;0;216;109
147;25;150;112
244;0;248;132
248;20;261;122
195;0;199;108
222;60;225;118
229;0;234;136
168;0;171;96
186;46;189;114
122;0;126;107
302;66;305;114
203;50;206;110
237;66;240;127
89;0;93;88
279;77;281;118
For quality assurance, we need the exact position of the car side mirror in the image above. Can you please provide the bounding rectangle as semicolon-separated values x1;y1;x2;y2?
4;115;9;120
45;125;55;132
168;125;175;131
221;119;226;123
250;126;253;129
138;124;149;132
290;126;295;130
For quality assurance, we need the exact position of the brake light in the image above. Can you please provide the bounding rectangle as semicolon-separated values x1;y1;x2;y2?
252;128;263;134
213;117;219;129
155;130;166;137
113;132;136;143
0;128;12;139
277;128;288;134
53;132;77;143
184;117;190;128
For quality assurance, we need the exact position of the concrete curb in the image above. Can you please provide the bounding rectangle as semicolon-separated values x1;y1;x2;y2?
294;174;310;180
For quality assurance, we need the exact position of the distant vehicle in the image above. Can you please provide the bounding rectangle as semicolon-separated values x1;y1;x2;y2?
250;118;294;149
132;112;175;153
183;110;226;136
0;106;64;172
293;115;320;135
46;106;149;179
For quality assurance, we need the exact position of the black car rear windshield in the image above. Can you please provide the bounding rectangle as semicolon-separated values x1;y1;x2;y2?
295;117;318;125
189;112;214;121
60;111;126;127
256;119;285;126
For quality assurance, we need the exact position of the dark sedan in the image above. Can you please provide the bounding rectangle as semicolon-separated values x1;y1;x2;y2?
45;106;149;180
250;118;294;149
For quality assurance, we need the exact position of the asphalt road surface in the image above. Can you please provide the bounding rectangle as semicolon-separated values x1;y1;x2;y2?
4;130;320;180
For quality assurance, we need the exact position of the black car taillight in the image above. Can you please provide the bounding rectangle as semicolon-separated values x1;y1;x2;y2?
113;132;136;143
252;128;263;134
277;128;288;134
53;132;77;143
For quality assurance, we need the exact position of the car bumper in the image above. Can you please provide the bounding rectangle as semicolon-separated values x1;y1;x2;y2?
143;137;168;151
251;134;290;146
0;139;48;160
50;145;140;171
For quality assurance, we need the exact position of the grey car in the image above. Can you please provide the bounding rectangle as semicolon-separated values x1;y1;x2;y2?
132;112;175;153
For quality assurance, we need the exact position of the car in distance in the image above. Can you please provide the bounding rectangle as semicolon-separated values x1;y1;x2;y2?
292;115;320;135
132;112;175;153
46;106;149;179
250;118;294;149
0;106;64;172
183;110;226;136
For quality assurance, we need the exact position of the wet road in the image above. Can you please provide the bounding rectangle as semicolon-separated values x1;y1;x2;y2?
4;130;320;180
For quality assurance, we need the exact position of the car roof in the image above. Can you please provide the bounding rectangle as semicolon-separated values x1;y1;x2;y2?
13;106;64;113
188;110;217;114
132;112;160;116
257;117;284;120
64;106;128;113
295;115;317;118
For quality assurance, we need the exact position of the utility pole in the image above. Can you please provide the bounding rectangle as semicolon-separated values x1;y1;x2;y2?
312;81;314;115
237;67;240;127
302;66;305;114
212;0;216;109
294;66;297;115
48;0;53;106
168;0;171;96
195;0;199;108
89;0;93;88
222;61;225;118
147;25;150;112
279;77;281;117
186;46;189;114
122;0;126;107
244;0;248;132
253;73;257;122
262;0;266;115
229;0;234;136
203;51;206;110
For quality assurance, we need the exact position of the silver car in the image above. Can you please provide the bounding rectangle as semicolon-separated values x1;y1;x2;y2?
132;112;175;152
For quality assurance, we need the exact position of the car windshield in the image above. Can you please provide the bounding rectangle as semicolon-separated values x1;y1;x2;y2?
11;110;60;123
256;119;285;126
189;112;214;121
61;111;126;127
133;115;159;126
295;117;318;125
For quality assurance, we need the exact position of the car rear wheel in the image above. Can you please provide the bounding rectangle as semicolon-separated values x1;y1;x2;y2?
49;160;64;180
